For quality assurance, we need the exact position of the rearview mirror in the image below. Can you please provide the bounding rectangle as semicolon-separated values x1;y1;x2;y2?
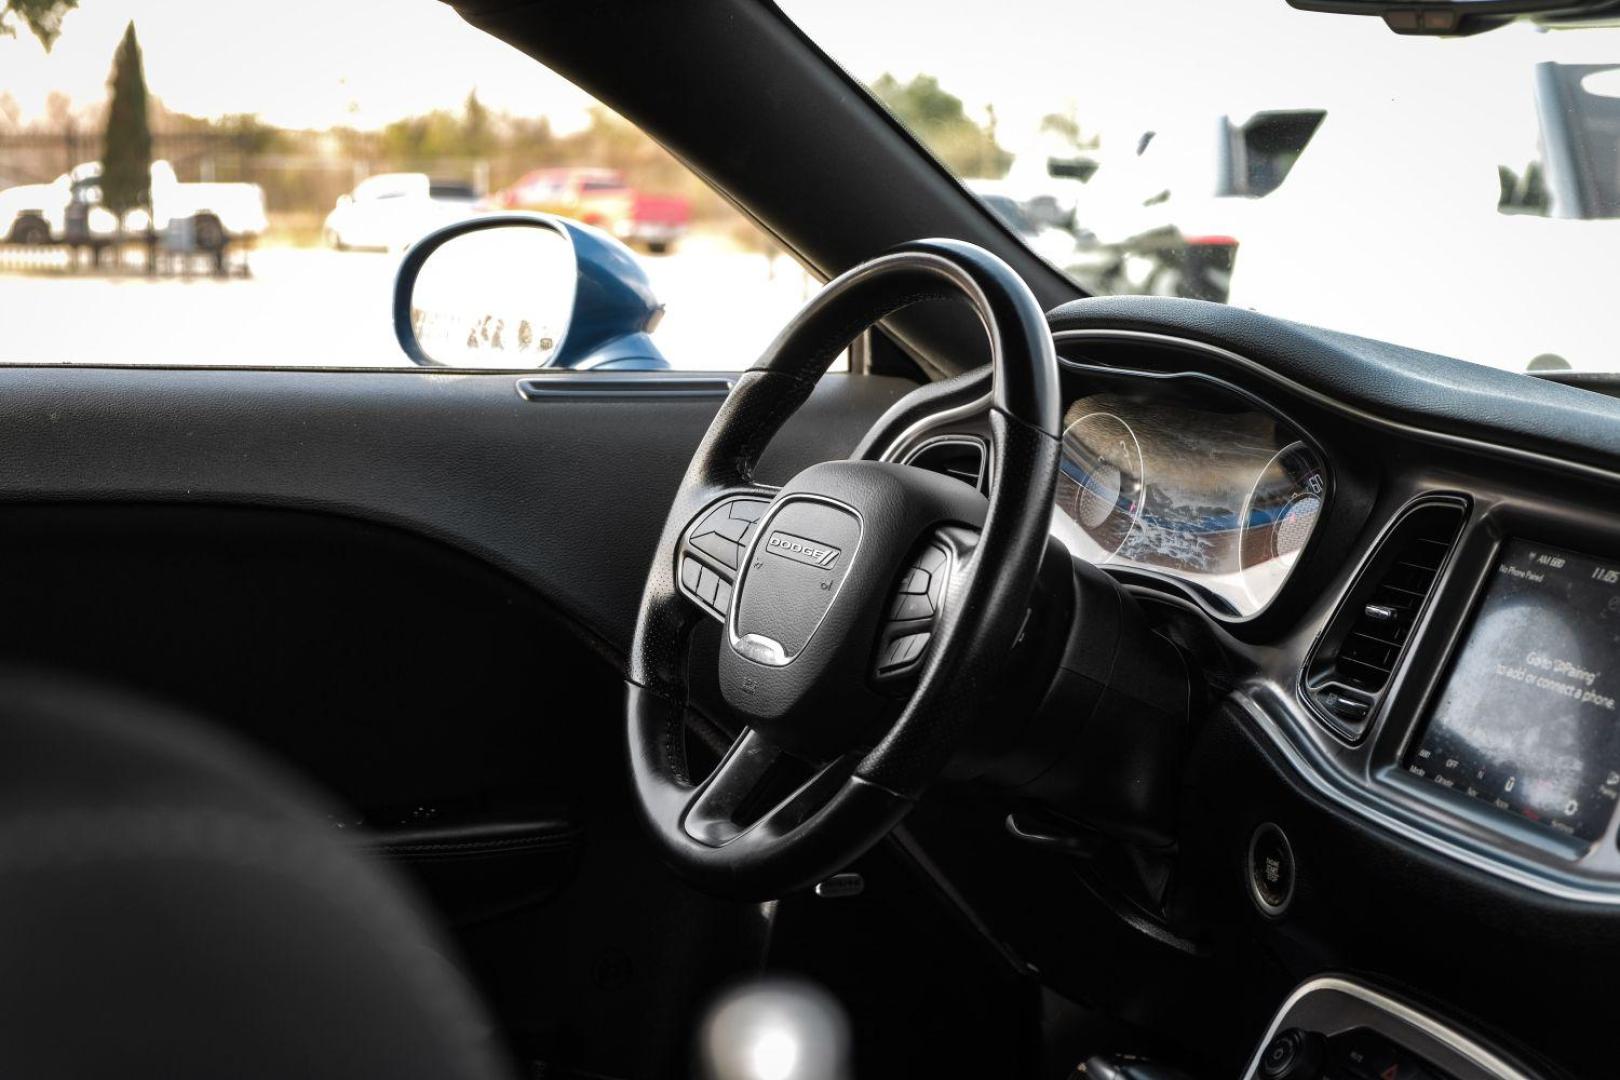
1287;0;1620;35
393;214;668;370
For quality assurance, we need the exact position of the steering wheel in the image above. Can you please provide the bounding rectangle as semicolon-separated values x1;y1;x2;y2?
627;239;1061;899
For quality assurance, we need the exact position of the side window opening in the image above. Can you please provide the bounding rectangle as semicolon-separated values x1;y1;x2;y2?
0;5;829;372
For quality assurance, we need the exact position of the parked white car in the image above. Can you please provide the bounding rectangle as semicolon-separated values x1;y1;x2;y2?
322;173;483;252
0;160;266;249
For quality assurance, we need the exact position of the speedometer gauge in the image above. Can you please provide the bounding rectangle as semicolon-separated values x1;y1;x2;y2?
1056;412;1144;561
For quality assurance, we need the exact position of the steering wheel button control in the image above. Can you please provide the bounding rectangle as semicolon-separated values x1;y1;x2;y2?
686;498;770;573
696;564;722;605
873;542;953;682
711;514;753;544
898;567;931;594
878;632;932;672
690;531;742;570
889;546;949;623
679;553;730;619
891;592;935;621
678;497;772;621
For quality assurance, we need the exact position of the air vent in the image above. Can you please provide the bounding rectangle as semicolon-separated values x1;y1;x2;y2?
904;436;988;493
1303;499;1465;740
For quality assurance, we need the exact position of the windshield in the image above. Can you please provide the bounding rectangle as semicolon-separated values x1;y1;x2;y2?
780;0;1620;374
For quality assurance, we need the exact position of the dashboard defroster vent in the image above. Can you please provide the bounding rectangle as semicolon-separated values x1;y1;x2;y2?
1302;499;1466;740
903;435;988;494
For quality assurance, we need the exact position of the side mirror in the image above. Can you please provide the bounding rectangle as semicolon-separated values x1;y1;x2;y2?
393;213;668;370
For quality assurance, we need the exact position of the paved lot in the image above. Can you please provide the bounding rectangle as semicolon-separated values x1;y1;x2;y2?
0;240;823;371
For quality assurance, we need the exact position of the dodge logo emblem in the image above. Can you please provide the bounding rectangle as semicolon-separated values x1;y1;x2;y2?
764;530;841;568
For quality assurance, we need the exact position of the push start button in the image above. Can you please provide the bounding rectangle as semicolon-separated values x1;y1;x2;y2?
1248;822;1295;916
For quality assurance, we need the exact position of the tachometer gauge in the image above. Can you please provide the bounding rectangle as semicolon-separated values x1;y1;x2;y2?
1238;441;1327;607
1056;412;1145;562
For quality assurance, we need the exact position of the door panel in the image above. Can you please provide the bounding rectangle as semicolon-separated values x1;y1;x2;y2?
0;365;916;1075
0;367;915;654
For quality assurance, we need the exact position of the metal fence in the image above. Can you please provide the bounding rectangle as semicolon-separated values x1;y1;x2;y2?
0;129;489;216
0;241;250;278
0;245;70;272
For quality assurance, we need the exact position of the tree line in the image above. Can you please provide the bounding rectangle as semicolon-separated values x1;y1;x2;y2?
3;4;1020;229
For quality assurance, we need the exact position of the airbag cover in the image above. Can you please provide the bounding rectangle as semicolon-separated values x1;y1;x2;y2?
732;499;862;661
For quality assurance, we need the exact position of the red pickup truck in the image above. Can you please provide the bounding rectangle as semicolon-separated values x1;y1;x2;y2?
495;167;690;253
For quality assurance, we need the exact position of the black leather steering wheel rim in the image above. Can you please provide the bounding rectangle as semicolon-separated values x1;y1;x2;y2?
625;238;1060;899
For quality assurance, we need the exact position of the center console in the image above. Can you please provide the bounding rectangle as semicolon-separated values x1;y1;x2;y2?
1287;491;1620;903
1242;977;1536;1080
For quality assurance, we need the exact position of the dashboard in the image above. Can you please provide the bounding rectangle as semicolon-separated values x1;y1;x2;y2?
882;317;1620;908
848;292;1620;1080
861;296;1620;1080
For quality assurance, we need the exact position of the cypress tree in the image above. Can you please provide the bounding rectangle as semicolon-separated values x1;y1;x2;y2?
100;21;151;220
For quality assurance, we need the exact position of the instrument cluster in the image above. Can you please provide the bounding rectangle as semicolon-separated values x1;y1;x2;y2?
1051;373;1327;617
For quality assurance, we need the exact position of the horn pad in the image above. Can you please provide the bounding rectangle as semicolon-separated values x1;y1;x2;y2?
715;459;987;759
730;497;862;666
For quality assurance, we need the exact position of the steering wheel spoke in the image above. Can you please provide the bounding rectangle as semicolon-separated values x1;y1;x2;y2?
871;525;980;685
683;728;857;848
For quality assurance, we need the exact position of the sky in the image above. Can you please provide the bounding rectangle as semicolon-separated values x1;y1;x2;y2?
4;0;1620;154
0;0;596;131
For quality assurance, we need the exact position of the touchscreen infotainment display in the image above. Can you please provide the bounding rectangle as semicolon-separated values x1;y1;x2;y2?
1406;539;1620;845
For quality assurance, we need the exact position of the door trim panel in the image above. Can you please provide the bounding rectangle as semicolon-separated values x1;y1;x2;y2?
0;367;914;657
